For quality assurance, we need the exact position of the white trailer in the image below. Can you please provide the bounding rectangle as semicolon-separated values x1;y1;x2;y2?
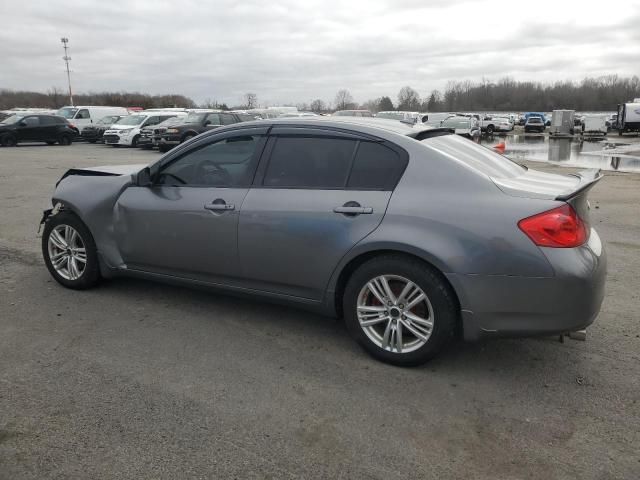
581;116;607;138
549;110;575;137
616;102;640;135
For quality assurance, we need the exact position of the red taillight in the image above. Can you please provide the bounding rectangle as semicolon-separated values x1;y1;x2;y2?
518;204;588;248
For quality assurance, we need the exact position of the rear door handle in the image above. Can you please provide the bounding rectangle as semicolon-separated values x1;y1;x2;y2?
333;201;373;216
204;200;235;211
333;206;373;214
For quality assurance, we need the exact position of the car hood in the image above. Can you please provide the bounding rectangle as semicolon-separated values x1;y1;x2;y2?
62;164;147;178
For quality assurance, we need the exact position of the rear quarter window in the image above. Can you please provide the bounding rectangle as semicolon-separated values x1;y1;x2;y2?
347;142;407;190
423;134;525;179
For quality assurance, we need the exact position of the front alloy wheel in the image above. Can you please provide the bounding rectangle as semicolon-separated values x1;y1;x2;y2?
357;275;434;354
42;211;100;289
47;225;87;280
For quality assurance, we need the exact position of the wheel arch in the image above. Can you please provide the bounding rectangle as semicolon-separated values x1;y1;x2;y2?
180;131;199;142
329;247;462;333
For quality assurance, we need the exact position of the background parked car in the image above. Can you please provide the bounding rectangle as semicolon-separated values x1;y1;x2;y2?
56;106;130;131
332;110;374;117
524;116;546;133
0;114;76;146
103;111;187;147
376;111;430;123
157;110;253;152
80;115;127;143
138;116;186;150
440;116;481;139
480;115;513;134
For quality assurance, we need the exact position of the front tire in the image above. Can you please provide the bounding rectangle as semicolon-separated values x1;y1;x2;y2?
1;134;17;147
42;211;100;289
343;255;457;366
486;125;494;134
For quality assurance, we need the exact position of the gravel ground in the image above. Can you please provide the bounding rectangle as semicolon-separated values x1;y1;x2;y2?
0;142;639;479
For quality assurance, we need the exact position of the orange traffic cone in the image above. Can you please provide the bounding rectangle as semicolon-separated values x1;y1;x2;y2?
493;141;506;152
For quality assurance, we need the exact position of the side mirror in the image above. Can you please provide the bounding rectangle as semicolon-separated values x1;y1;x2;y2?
19;121;27;127
137;167;153;187
204;120;212;126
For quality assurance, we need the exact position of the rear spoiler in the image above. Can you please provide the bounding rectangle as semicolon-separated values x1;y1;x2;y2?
556;169;604;201
409;128;455;141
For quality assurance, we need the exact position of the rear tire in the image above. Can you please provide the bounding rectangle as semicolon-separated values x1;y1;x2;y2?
486;125;494;134
343;255;457;366
42;211;100;290
58;134;72;146
1;134;17;147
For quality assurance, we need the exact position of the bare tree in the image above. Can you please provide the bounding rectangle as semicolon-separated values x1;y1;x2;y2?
397;86;421;111
244;93;258;109
334;89;354;111
310;99;326;113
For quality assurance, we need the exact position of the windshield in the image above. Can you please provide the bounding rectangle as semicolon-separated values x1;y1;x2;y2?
184;112;207;123
423;134;525;178
157;117;185;127
0;114;24;124
115;115;146;126
97;116;118;125
528;117;543;124
57;107;78;119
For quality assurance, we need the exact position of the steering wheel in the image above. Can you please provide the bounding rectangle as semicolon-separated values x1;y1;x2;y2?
158;172;187;185
196;161;232;186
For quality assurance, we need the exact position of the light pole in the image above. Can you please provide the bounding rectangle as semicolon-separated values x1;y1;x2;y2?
60;37;73;106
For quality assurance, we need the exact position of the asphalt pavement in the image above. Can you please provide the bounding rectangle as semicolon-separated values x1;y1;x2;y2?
1;142;639;479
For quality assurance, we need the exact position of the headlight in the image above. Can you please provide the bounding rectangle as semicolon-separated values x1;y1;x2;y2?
165;128;180;134
118;129;132;135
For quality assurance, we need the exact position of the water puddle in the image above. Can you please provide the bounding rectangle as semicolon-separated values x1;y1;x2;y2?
481;134;640;173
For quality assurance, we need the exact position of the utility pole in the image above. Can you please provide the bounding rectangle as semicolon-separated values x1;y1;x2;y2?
60;37;73;106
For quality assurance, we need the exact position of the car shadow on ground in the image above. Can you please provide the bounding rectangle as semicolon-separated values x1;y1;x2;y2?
92;274;581;378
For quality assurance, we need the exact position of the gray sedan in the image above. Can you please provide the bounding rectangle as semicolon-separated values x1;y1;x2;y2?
40;117;606;365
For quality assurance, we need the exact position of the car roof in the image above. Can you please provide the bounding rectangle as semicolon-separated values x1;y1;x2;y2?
204;116;453;142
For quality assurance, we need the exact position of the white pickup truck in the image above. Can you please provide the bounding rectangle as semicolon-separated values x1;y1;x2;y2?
479;115;513;134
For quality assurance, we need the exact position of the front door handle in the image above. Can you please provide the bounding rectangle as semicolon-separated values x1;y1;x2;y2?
333;202;373;216
204;199;235;211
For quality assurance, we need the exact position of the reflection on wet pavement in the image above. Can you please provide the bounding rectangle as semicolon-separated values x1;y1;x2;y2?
481;134;640;172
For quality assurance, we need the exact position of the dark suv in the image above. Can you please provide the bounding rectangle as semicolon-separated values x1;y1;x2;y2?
0;114;77;146
157;111;253;152
80;115;126;143
524;116;545;133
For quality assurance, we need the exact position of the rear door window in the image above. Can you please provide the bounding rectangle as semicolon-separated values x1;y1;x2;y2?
263;137;356;189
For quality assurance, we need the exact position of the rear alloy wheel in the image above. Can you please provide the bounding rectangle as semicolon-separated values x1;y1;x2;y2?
58;134;72;146
344;255;457;366
42;211;100;289
1;134;17;147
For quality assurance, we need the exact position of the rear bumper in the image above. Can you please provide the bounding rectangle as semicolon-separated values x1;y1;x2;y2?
448;229;607;341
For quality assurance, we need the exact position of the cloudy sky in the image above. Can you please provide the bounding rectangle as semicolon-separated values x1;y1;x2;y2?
1;0;639;106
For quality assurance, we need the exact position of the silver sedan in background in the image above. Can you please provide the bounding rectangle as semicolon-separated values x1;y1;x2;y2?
41;117;606;365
